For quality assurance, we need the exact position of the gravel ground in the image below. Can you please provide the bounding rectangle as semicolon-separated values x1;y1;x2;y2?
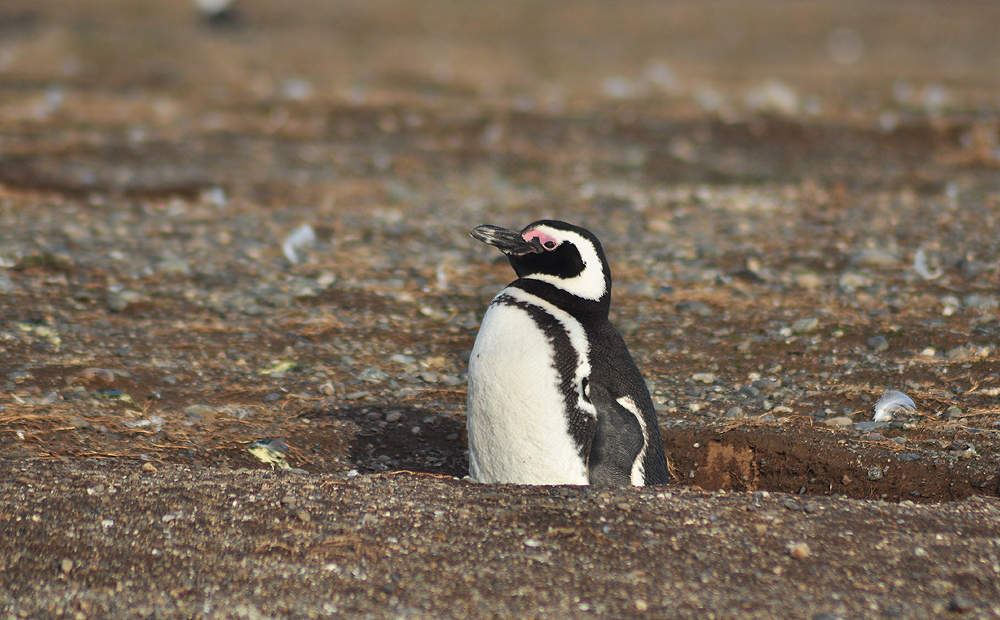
1;1;1000;618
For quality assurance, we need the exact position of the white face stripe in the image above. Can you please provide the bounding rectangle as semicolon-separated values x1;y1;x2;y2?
501;286;596;418
616;395;648;487
522;226;607;301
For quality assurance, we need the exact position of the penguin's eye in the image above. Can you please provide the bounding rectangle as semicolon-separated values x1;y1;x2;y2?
543;241;557;250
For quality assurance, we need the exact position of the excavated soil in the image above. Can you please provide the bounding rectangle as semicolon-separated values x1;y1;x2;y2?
1;1;1000;618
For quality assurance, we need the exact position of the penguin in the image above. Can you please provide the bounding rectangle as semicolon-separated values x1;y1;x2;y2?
466;220;670;486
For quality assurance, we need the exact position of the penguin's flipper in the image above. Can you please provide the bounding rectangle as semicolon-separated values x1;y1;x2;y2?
586;381;644;485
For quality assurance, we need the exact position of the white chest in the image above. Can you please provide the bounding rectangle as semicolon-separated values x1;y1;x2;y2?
466;301;589;485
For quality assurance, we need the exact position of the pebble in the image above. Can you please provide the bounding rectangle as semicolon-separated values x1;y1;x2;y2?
898;453;922;462
107;290;144;312
358;368;389;383
61;558;73;574
675;301;713;317
0;271;16;294
824;416;854;428
692;373;715;384
854;421;890;432
945;346;971;361
794;273;822;289
867;466;884;481
184;404;217;421
155;259;191;276
411;426;421;435
963;293;999;310
788;542;811;559
790;318;819;334
390;354;417;366
70;417;92;430
385;412;403;423
738;386;760;398
725;406;745;419
263;393;282;403
751;379;777;393
627;282;657;298
838;272;872;290
866;335;889;352
851;249;898;267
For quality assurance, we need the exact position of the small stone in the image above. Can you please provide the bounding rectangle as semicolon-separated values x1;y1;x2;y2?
738;386;760;398
320;382;336;396
794;273;822;290
142;463;157;472
866;335;889;352
788;542;811;559
751;379;777;393
945;346;971;361
725;406;745;419
898;453;921;462
411;426;421;435
184;404;217;422
390;354;417;366
919;347;937;358
523;538;542;548
790;318;819;334
838;272;872;291
61;558;73;574
692;373;715;384
854;421;890;432
162;375;179;385
344;391;370;400
107;290;144;312
867;466;884;481
841;474;852;485
944;405;963;419
385;412;403;423
296;510;311;523
358;368;389;383
851;249;898;267
155;259;191;276
70;417;92;430
634;599;649;612
263;393;282;403
824;416;854;428
675;301;713;317
627;282;657;298
419;372;439;384
366;411;382;421
0;271;16;294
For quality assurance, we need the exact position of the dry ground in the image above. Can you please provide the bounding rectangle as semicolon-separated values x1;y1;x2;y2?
1;1;999;618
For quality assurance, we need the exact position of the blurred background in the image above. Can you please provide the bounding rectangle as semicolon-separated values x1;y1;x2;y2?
2;1;999;127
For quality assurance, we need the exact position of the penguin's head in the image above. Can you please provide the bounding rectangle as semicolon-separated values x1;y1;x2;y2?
471;220;611;304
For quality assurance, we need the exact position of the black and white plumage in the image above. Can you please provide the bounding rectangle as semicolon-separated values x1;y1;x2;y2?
466;220;670;486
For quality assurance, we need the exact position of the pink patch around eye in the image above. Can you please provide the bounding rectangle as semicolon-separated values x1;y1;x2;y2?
523;229;560;250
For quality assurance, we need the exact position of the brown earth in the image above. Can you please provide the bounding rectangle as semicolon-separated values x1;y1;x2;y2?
1;1;1000;618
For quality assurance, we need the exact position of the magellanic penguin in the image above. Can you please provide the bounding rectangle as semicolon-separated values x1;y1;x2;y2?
466;220;670;486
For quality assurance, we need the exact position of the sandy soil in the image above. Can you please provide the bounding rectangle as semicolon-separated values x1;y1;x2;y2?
1;1;999;618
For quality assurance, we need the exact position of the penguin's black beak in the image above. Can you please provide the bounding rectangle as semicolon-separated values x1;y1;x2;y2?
470;224;543;256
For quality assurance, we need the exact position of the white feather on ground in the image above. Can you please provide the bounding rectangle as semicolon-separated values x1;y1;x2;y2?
282;224;316;264
913;248;942;280
872;390;916;421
